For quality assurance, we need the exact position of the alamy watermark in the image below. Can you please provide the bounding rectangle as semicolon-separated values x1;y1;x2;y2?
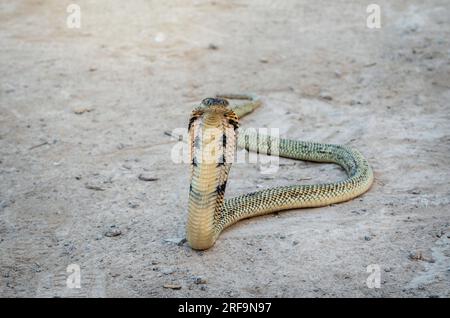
366;4;381;29
66;264;81;289
366;264;381;289
170;127;280;175
66;4;81;29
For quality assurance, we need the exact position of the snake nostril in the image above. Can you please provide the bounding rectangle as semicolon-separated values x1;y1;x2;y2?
201;97;229;107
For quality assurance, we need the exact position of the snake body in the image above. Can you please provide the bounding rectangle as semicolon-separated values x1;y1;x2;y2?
186;95;373;250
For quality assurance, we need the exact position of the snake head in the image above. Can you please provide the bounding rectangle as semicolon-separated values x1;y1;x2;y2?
188;97;239;132
201;97;229;107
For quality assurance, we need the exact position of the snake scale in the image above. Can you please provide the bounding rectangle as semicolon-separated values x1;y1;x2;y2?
186;94;373;250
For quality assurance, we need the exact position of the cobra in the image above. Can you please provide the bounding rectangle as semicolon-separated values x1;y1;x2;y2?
186;94;373;250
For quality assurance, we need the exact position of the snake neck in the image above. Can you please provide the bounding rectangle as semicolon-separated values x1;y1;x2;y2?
186;101;238;250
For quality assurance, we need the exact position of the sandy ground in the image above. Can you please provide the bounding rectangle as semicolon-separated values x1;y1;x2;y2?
1;0;450;298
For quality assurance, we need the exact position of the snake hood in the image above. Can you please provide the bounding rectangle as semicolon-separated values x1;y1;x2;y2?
186;97;239;250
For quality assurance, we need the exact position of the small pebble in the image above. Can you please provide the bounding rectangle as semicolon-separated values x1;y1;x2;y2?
73;108;93;115
85;184;105;191
163;284;181;290
161;268;175;275
408;251;434;263
138;174;158;182
128;201;139;209
208;43;219;50
104;228;122;237
319;92;333;101
164;237;187;246
192;276;207;285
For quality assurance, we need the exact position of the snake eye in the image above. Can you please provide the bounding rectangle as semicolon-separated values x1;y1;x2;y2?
201;97;229;107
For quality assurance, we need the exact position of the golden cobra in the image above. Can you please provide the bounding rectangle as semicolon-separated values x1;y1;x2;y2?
187;94;373;250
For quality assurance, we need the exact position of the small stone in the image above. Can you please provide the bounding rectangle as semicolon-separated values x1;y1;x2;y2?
409;251;422;261
384;267;392;272
192;276;207;285
364;236;372;241
85;184;105;191
33;263;42;273
104;228;122;237
161;268;175;275
208;43;219;50
128;201;139;209
292;240;299;246
259;58;269;64
408;251;434;263
163;284;181;290
319;92;333;101
164;237;187;246
138;174;159;182
74;108;93;115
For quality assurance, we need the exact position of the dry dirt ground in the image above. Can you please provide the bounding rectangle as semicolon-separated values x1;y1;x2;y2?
1;0;450;297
